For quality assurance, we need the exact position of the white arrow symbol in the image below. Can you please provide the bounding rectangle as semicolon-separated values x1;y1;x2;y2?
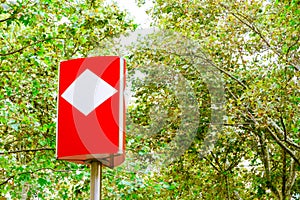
61;69;117;116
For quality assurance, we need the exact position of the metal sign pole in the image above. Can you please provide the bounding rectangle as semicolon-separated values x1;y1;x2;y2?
90;161;102;200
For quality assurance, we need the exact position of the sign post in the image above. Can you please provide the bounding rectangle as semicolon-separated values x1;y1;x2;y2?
90;161;102;200
56;56;126;199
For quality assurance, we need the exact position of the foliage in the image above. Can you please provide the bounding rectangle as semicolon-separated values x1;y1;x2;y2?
1;0;299;199
136;0;300;199
0;0;136;199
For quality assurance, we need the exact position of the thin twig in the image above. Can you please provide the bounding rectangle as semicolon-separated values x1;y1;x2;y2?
0;148;55;155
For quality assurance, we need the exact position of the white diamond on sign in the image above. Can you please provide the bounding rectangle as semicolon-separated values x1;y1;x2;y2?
61;69;118;116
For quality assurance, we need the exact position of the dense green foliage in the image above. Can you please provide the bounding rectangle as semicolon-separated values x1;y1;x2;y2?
0;0;135;199
136;0;300;199
1;0;299;199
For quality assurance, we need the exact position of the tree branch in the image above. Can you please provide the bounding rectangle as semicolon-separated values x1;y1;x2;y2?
266;126;300;166
154;48;248;89
0;148;55;155
258;130;281;199
268;119;300;150
203;156;220;173
286;156;297;195
282;148;287;199
220;3;300;72
231;96;300;167
0;70;19;73
210;151;224;172
286;36;300;57
0;167;80;187
0;16;12;23
0;37;65;57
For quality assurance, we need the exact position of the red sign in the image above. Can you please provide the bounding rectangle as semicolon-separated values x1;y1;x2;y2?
56;56;125;168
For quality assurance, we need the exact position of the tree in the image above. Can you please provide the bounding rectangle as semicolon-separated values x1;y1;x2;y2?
0;0;136;199
126;0;300;199
1;0;299;199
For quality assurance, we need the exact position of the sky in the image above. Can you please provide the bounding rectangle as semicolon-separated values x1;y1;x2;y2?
106;0;153;28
